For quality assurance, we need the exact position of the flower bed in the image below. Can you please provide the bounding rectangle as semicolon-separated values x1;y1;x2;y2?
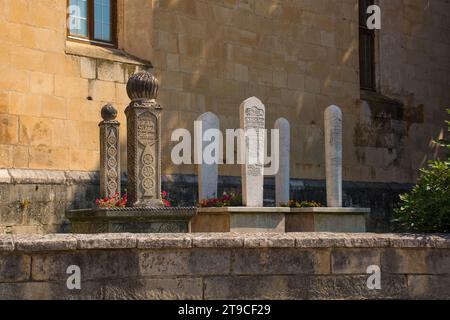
198;192;242;208
95;191;171;209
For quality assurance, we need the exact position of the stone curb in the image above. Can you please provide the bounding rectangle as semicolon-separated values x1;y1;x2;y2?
1;233;449;253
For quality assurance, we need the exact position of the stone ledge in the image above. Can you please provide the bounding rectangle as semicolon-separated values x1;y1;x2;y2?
9;169;67;185
290;207;370;214
0;233;449;252
65;40;152;67
198;207;291;214
13;235;78;252
0;169;97;185
0;169;11;184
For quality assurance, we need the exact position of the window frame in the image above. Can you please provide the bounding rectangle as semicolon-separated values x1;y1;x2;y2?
66;0;118;48
359;0;376;91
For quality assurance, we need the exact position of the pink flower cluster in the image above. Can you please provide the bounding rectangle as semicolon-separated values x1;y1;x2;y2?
96;192;127;209
95;191;172;208
199;192;242;208
162;191;171;207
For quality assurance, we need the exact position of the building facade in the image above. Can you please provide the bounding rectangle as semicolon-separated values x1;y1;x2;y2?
0;0;449;233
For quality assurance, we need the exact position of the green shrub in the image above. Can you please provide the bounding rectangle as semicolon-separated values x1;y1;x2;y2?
393;160;450;233
281;200;322;208
394;109;450;233
435;109;450;152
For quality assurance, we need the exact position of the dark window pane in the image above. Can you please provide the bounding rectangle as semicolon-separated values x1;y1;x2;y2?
359;0;374;27
359;0;376;90
359;31;375;89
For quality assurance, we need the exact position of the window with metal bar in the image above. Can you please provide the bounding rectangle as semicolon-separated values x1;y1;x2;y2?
359;0;376;90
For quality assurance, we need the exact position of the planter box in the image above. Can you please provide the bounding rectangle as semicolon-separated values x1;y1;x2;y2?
286;207;369;233
67;207;197;234
191;207;290;233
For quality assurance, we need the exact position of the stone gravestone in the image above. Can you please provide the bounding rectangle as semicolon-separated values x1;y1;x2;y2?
324;105;343;207
191;97;289;233
125;71;162;207
197;112;220;201
99;104;121;198
67;71;197;234
240;97;265;207
275;118;290;206
285;105;369;233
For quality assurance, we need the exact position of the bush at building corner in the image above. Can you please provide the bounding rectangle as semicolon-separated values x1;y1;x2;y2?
394;109;450;233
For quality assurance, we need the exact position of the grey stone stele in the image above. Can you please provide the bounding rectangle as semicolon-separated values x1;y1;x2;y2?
324;105;343;207
274;118;290;206
240;97;266;207
99;104;121;198
125;71;163;208
197;112;220;201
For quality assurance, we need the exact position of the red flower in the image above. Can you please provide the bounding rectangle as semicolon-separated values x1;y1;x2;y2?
95;193;127;209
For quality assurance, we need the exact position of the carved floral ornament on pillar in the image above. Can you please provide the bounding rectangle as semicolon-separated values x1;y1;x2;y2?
99;104;121;199
125;71;163;208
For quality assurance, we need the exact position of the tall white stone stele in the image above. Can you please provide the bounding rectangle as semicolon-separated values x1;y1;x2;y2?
240;97;265;207
324;105;343;207
197;112;220;201
275;118;290;206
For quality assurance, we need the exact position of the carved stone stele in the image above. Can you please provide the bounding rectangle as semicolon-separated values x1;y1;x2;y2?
99;104;120;198
324;105;343;208
240;97;266;207
125;71;162;207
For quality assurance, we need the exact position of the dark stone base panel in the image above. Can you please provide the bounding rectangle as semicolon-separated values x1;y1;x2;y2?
162;175;413;233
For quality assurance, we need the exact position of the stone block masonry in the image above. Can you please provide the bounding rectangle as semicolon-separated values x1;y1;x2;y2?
1;0;449;234
0;233;449;300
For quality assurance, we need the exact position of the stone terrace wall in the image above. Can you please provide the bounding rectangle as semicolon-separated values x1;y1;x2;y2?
1;233;449;300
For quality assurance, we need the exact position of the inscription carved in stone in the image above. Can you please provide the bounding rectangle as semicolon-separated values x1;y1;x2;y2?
244;106;265;127
125;71;162;208
137;113;157;145
137;112;158;198
240;97;266;207
245;106;265;178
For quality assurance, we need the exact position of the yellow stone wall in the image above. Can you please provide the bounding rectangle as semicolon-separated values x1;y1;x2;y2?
0;0;151;173
154;0;449;183
154;0;361;179
0;0;449;184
